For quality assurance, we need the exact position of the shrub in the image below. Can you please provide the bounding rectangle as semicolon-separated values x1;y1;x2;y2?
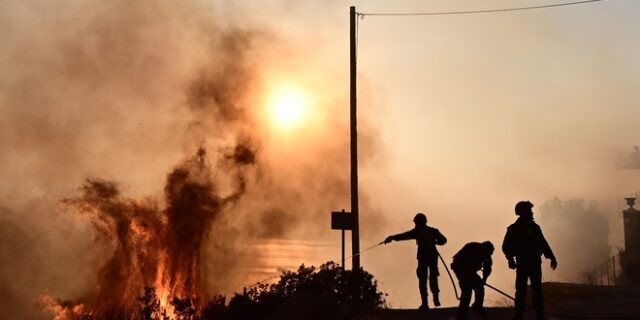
75;262;384;320
226;261;385;319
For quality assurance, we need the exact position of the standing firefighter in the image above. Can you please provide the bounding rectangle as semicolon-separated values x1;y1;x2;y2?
383;213;447;310
451;241;494;320
502;201;557;320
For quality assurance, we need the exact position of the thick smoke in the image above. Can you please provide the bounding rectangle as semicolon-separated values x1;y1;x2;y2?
0;0;386;319
5;0;639;313
0;207;47;319
539;198;611;282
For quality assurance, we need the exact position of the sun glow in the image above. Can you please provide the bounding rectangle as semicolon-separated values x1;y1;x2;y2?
268;84;308;129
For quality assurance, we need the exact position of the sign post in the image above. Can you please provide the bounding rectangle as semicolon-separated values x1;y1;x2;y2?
331;209;355;269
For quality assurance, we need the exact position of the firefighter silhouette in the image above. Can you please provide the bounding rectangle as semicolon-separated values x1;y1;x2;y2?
384;213;447;310
502;201;557;320
451;241;494;320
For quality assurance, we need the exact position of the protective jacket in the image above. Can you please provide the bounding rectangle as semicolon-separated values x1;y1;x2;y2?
451;242;492;279
391;225;447;260
502;216;555;264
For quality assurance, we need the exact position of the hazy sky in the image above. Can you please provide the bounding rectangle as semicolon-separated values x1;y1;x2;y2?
265;0;640;307
2;0;640;316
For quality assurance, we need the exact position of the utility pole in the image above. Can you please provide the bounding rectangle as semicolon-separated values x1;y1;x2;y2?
349;5;361;271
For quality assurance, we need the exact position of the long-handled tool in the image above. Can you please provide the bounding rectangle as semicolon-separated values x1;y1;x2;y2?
484;282;640;319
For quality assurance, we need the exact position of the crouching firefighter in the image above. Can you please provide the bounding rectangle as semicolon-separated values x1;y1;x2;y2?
384;213;447;310
451;241;494;320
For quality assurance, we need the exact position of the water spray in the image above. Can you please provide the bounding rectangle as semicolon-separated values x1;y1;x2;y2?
344;241;385;262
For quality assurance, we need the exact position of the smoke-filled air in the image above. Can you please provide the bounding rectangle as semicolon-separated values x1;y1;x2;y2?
2;0;640;319
0;1;367;318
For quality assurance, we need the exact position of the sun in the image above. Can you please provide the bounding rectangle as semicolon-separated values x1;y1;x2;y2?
268;84;308;129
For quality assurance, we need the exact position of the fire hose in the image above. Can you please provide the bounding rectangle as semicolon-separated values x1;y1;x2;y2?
438;251;460;300
245;242;640;319
345;243;640;319
436;251;640;319
482;281;640;319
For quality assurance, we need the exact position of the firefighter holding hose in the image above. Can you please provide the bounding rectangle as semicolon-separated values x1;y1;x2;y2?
451;241;494;320
383;213;447;310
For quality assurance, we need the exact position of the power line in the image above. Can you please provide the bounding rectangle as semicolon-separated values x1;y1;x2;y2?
358;0;606;17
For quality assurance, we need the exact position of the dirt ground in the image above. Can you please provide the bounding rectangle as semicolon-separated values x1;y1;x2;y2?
357;283;640;320
357;307;513;320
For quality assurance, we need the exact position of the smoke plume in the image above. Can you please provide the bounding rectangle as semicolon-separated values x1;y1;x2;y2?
539;198;611;282
0;0;384;318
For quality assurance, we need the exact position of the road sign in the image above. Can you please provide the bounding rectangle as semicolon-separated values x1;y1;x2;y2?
331;210;354;230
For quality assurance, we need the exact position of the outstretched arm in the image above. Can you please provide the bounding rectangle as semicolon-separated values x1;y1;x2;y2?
384;229;416;244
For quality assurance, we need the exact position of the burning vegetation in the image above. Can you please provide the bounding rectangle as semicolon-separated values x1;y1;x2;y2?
1;1;388;318
41;260;385;320
40;147;256;319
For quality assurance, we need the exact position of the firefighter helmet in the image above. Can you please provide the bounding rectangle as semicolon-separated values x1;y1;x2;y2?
413;213;427;225
515;201;534;216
